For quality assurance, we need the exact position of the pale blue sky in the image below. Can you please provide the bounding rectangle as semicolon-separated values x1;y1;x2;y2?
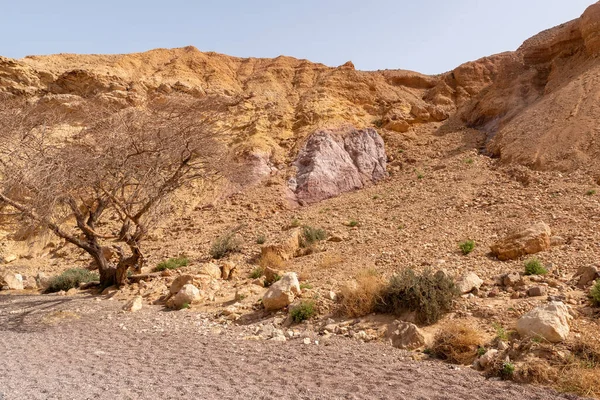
1;0;594;74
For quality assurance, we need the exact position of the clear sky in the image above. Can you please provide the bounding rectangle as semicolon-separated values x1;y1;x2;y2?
1;0;595;74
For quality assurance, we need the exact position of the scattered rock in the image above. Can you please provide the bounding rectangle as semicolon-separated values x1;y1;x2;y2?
22;276;38;290
170;274;194;295
172;284;201;309
491;222;552;261
2;272;24;290
502;272;524;287
262;272;301;311
261;229;301;261
36;272;52;290
199;263;222;279
527;286;547;297
123;295;143;312
479;349;498;368
456;272;483;294
516;302;571;343
221;262;236;280
574;265;599;288
387;321;426;350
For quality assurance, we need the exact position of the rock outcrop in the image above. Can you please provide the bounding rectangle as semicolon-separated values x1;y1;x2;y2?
293;127;388;205
491;222;552;261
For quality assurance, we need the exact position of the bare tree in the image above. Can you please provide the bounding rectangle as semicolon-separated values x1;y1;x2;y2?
0;94;230;287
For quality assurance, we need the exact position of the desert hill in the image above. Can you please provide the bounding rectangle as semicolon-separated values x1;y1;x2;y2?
3;3;600;399
2;2;600;175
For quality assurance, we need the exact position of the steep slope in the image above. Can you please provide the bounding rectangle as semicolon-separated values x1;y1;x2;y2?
456;2;600;173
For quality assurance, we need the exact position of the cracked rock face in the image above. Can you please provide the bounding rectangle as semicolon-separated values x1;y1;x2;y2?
293;126;388;205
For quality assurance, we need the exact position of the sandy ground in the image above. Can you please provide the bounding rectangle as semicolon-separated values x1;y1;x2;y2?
0;294;584;400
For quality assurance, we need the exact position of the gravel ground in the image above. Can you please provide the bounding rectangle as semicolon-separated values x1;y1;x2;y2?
0;294;584;400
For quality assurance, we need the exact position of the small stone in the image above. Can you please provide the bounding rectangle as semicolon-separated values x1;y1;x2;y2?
479;349;498;368
387;321;426;350
123;296;143;312
502;272;523;287
303;337;311;345
456;272;483;294
527;286;547;297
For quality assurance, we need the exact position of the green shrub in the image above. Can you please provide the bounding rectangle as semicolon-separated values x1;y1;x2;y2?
347;220;360;228
300;283;313;290
210;231;242;259
586;189;596;196
500;362;515;380
376;268;458;325
492;322;509;341
249;266;264;279
256;235;267;245
465;158;474;165
300;225;327;248
155;256;189;272
290;219;301;228
46;268;99;293
524;258;547;275
459;240;475;255
179;303;190;310
590;281;600;306
290;300;316;323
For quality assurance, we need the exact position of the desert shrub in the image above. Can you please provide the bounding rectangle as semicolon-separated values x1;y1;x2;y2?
347;220;360;227
290;219;301;228
319;252;344;269
492;322;510;341
46;268;99;293
500;362;515;380
155;256;189;272
591;281;600;306
179;303;191;310
210;231;242;259
524;258;547;275
300;225;327;248
300;283;313;290
259;249;285;270
249;266;264;279
263;274;282;288
431;323;483;365
376;268;458;325
557;367;600;398
586;189;597;196
459;240;475;255
290;300;316;323
256;235;266;245
339;270;384;318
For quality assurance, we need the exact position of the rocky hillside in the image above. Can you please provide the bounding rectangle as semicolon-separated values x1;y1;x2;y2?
3;3;600;176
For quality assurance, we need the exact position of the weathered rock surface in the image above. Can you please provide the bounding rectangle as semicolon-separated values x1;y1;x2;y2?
123;295;143;312
491;222;552;261
502;272;524;287
456;272;483;294
198;263;222;280
2;272;23;290
575;265;599;288
387;321;426;350
261;229;301;261
170;274;194;295
516;302;571;343
293;127;388;205
172;284;201;309
262;272;301;311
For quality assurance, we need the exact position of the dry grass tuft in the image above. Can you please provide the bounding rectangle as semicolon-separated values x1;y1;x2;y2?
557;367;600;398
338;270;384;318
318;253;345;269
431;323;484;365
259;248;286;270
